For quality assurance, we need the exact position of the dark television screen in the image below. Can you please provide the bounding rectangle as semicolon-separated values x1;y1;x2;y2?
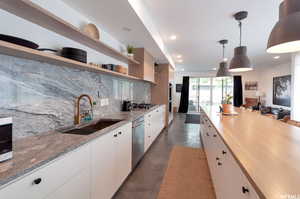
176;84;182;93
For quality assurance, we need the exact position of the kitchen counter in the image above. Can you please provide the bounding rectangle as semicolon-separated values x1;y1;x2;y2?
0;105;163;187
201;105;300;199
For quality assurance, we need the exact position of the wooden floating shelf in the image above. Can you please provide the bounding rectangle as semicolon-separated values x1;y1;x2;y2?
0;40;142;81
0;0;140;65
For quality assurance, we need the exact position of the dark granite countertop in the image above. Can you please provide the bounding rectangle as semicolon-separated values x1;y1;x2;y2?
0;105;163;187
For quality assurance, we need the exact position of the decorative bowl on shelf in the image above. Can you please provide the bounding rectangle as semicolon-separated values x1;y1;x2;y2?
83;23;100;40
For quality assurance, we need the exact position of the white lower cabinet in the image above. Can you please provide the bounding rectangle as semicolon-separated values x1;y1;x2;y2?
0;122;132;199
0;144;90;199
144;106;165;152
91;122;132;199
45;170;90;199
0;106;166;199
201;112;260;199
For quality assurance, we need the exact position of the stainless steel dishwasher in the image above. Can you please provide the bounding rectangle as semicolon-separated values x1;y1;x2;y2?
132;116;145;169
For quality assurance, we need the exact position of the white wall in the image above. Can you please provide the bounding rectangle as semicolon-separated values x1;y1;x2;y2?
174;62;291;109
291;53;300;121
256;63;291;108
0;0;127;66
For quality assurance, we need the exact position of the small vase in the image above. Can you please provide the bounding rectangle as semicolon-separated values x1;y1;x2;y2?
222;104;233;113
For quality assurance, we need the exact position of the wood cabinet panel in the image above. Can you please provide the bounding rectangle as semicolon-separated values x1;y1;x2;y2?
143;50;155;82
129;48;155;83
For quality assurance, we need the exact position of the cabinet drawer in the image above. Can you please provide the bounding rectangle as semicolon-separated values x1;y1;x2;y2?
0;144;90;199
45;169;90;199
213;135;260;199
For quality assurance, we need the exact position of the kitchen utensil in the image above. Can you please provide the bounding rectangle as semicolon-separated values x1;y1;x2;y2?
83;23;100;40
102;64;115;71
61;47;87;63
0;34;39;49
37;48;58;55
115;65;128;74
122;101;132;112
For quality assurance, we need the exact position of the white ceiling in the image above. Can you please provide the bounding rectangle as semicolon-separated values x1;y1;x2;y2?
62;0;291;72
61;0;169;63
143;0;290;72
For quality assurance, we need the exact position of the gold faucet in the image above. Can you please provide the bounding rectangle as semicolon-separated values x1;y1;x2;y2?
75;94;93;125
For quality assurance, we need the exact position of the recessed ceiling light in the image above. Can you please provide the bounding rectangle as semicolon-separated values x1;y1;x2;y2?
274;56;280;59
170;35;177;40
122;27;132;32
223;58;228;62
177;55;182;59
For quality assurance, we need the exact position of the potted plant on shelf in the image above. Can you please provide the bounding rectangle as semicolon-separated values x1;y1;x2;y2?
222;94;233;113
127;45;134;58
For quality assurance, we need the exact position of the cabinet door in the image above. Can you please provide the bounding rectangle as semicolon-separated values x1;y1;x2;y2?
222;146;260;199
91;132;117;199
160;106;166;130
144;113;152;152
0;144;89;199
115;123;132;188
143;50;155;82
45;170;90;199
152;109;160;140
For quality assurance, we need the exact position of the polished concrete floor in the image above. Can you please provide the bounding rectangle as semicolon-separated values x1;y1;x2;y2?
113;113;202;199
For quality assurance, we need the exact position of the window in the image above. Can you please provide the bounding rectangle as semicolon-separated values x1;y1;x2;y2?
188;77;233;112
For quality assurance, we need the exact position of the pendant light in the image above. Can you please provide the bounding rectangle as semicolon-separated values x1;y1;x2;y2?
216;40;231;77
229;11;253;72
267;0;300;54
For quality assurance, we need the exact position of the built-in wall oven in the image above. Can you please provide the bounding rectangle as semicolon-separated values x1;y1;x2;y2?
132;116;145;169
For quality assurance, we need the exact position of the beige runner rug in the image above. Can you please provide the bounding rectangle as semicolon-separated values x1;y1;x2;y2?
157;146;216;199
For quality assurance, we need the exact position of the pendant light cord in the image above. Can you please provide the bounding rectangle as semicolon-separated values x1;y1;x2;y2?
222;43;225;60
239;21;242;47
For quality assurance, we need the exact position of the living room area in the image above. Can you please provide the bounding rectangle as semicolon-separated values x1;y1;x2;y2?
174;54;300;127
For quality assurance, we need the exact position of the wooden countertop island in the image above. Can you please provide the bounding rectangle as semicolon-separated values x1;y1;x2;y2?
201;106;300;199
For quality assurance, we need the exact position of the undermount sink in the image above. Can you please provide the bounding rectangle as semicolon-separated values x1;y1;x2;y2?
62;119;122;135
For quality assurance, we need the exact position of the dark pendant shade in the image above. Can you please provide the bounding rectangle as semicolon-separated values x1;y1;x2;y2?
267;0;300;54
229;46;252;72
216;61;231;77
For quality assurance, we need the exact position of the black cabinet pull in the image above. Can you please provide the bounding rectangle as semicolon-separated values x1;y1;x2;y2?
222;150;227;155
206;133;210;136
242;186;249;194
33;178;42;185
118;132;122;135
217;162;222;166
213;134;217;137
216;157;220;161
114;134;118;137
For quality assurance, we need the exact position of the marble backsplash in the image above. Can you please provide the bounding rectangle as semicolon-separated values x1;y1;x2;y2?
0;54;151;139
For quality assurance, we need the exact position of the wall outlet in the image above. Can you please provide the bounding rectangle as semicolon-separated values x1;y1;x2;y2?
104;98;109;106
100;98;109;106
100;99;105;106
